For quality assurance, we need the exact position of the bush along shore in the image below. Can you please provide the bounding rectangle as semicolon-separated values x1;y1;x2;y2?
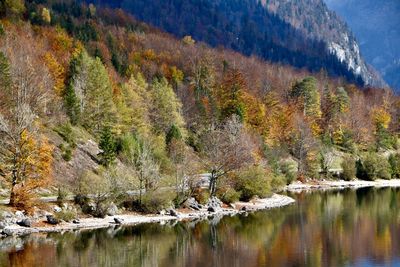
3;177;400;238
0;194;295;237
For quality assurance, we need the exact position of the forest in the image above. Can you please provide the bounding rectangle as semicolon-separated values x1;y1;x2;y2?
0;0;399;218
89;0;366;86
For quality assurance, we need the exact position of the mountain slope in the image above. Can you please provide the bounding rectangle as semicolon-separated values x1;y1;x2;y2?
85;0;382;87
264;0;386;88
324;0;400;92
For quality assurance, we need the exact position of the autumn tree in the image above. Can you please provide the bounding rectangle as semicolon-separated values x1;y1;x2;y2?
0;40;54;207
201;116;255;196
120;134;161;204
41;7;51;24
291;77;321;136
215;68;247;122
372;106;393;149
189;56;216;120
150;77;186;136
0;0;25;18
66;50;116;134
323;86;350;146
291;115;320;179
116;73;152;136
264;92;295;148
44;52;65;96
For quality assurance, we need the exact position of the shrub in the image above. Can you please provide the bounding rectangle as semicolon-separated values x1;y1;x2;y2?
55;123;76;148
217;188;241;204
279;161;297;185
59;143;73;161
389;154;400;178
54;210;76;222
235;165;272;201
270;174;286;192
11;187;38;214
75;168;133;217
193;188;210;205
57;187;69;206
377;158;392;180
139;191;175;213
341;156;356;181
74;194;89;206
173;192;190;208
306;152;320;179
357;154;378;180
357;153;392;180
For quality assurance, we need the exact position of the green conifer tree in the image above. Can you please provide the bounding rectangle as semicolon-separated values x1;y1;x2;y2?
98;127;116;167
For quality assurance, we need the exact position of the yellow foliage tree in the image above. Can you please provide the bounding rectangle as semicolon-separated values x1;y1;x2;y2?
243;92;267;135
44;52;65;96
2;130;54;210
41;7;51;24
372;107;391;130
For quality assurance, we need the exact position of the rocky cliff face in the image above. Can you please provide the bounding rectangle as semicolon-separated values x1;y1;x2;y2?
324;0;400;91
264;0;387;88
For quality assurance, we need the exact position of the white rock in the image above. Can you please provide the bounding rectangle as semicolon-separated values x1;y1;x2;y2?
53;206;62;212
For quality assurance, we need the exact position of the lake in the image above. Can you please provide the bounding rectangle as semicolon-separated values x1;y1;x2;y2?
1;187;400;267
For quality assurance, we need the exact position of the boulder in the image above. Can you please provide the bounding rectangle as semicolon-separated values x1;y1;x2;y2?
107;203;118;216
184;198;202;211
46;215;60;225
157;210;166;215
207;197;222;212
15;211;24;218
168;209;178;217
114;218;123;224
2;228;14;236
207;206;216;213
72;219;80;224
16;219;31;228
53;206;62;213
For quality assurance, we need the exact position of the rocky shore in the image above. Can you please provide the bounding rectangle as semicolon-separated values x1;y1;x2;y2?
286;179;400;192
3;179;399;238
0;194;295;238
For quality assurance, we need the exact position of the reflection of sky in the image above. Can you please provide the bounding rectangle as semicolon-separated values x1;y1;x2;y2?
347;258;400;267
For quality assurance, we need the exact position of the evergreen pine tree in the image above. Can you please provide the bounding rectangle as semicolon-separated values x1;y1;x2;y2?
166;124;182;145
98;127;116;167
64;84;80;125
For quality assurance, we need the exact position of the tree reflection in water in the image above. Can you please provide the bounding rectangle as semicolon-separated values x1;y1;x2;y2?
1;187;400;267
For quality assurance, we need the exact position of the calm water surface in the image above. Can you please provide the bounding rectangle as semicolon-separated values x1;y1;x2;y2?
1;187;400;267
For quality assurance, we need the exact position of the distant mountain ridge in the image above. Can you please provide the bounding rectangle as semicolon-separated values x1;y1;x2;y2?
84;0;385;87
324;0;400;91
264;0;386;88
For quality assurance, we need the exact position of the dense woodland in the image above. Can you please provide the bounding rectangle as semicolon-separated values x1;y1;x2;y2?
0;0;399;217
88;0;366;85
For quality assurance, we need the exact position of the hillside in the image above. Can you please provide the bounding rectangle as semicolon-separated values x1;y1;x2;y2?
324;0;400;92
0;0;399;219
87;0;385;87
264;0;386;88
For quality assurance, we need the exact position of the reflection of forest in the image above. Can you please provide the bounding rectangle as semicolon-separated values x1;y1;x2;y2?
1;188;400;267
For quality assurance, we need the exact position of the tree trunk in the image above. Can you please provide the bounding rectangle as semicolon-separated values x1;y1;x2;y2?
9;172;17;206
209;170;217;196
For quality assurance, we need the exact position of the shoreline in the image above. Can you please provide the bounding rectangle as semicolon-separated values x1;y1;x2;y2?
0;194;295;237
3;179;400;238
285;179;400;192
